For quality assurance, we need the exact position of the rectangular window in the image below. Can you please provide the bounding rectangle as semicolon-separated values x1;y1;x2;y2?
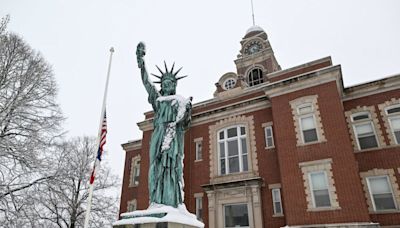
389;117;400;144
195;141;203;160
218;126;248;175
272;188;283;215
224;204;249;228
133;160;140;185
264;126;274;148
196;197;203;221
309;171;331;208
367;176;397;211
300;115;318;143
354;122;378;149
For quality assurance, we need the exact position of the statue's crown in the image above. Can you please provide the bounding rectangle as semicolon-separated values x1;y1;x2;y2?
151;61;187;84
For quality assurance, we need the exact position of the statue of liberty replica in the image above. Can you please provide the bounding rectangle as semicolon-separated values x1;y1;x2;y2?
113;43;204;228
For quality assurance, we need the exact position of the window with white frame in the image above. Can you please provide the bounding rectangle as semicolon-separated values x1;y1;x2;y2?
132;159;140;186
218;126;248;175
298;103;318;143
195;141;203;161
195;196;203;221
367;176;397;211
351;112;379;150
309;171;331;208
386;105;400;144
264;125;274;148
272;188;283;215
224;204;249;228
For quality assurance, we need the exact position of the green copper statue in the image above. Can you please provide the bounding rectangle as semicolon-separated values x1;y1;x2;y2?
136;42;192;208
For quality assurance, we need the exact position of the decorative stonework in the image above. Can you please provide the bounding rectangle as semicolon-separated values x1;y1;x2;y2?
268;183;281;189
208;115;259;184
299;158;340;211
205;182;263;228
129;155;141;187
378;98;400;146
344;105;385;151
289;95;326;146
359;168;400;213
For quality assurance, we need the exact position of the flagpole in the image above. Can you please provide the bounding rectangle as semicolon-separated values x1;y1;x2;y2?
83;47;114;228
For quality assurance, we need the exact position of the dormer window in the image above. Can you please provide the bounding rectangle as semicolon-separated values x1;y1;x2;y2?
247;68;264;87
223;78;236;90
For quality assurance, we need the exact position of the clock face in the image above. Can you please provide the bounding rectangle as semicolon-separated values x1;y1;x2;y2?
244;41;262;55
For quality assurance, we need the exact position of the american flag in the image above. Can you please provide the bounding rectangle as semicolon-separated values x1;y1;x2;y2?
90;110;107;184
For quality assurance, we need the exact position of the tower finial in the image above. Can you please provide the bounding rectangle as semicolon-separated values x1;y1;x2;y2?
250;0;256;26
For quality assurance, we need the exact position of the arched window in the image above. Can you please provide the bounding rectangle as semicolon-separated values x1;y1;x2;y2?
247;68;264;87
217;125;248;175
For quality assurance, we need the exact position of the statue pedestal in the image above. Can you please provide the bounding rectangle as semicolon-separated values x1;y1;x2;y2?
114;222;198;228
113;204;204;228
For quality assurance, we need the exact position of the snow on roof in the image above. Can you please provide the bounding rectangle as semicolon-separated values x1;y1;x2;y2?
246;25;264;35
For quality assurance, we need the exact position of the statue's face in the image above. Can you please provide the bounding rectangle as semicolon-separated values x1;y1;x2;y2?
161;79;176;95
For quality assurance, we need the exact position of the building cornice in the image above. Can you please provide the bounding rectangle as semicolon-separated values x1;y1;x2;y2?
267;56;332;79
121;139;142;152
342;73;400;101
263;65;344;98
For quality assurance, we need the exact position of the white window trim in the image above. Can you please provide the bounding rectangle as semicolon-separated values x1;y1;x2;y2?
308;171;332;209
217;125;248;175
195;196;203;221
195;140;203;161
366;175;398;212
223;203;250;228
297;102;314;115
290;95;326;146
223;78;237;90
351;111;371;121
129;155;141;187
388;116;400;144
299;113;319;144
264;125;275;149
352;121;380;150
385;104;400;145
271;188;283;215
385;104;400;115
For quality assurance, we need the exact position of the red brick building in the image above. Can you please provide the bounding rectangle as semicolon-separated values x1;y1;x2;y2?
119;26;400;227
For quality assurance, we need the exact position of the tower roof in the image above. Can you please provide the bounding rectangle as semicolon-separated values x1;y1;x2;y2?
244;25;265;38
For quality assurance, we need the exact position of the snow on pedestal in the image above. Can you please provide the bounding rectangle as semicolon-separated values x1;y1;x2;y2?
113;203;204;228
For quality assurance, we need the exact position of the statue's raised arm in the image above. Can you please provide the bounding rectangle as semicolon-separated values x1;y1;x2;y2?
136;42;160;108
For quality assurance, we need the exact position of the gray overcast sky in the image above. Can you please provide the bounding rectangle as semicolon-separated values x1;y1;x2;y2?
1;0;400;196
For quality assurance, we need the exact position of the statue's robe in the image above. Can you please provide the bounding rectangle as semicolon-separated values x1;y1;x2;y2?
144;81;191;207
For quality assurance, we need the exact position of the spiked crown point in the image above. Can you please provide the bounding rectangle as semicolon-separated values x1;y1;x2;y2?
152;62;187;83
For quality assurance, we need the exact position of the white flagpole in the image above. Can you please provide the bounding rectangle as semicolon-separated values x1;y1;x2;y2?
83;47;114;228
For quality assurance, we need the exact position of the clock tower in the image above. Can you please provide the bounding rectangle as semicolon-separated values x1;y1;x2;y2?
234;26;281;87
